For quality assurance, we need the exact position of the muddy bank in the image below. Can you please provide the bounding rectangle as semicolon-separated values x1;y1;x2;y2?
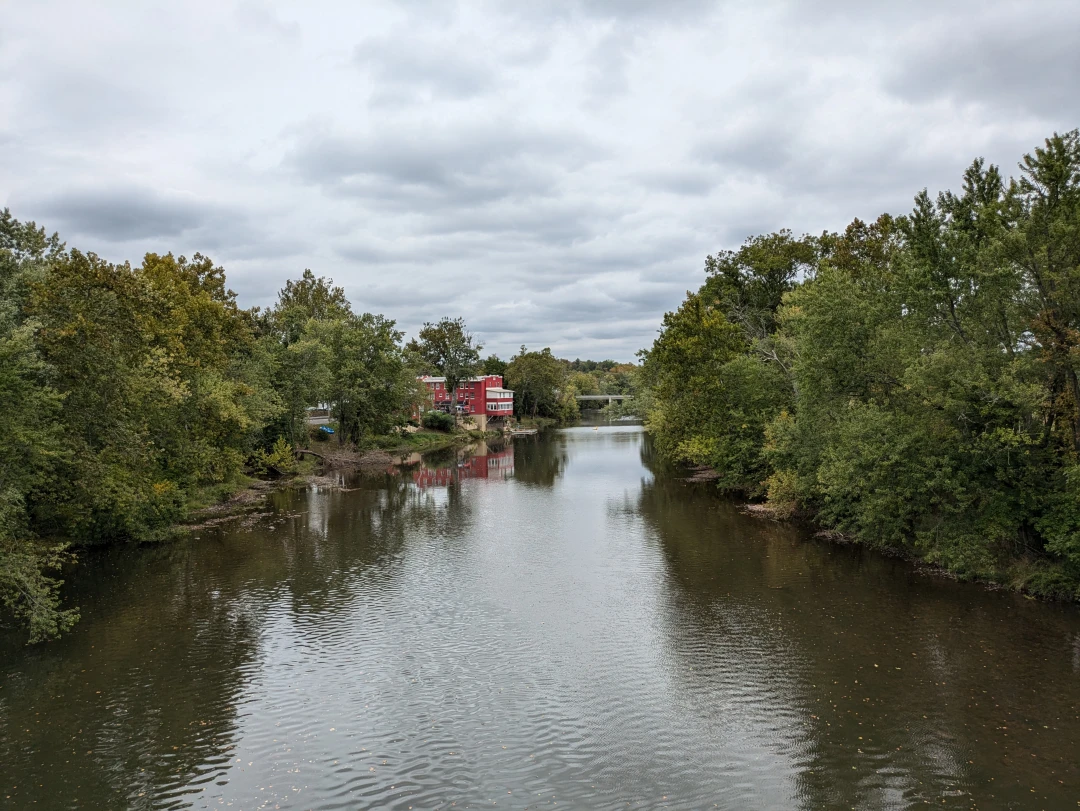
297;447;395;469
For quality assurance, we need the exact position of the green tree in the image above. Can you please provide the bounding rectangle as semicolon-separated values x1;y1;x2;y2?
264;271;354;448
316;313;412;445
506;346;574;421
0;211;76;640
480;354;508;377
0;316;76;642
272;269;352;345
703;230;818;342
409;317;482;412
640;133;1080;592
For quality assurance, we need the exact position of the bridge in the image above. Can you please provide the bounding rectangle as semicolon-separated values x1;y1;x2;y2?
575;394;632;404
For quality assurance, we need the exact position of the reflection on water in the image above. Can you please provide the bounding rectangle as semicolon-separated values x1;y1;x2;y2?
402;441;515;489
2;423;1080;809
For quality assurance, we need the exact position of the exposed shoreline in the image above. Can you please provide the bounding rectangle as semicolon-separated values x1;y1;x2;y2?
720;483;1075;604
180;429;505;531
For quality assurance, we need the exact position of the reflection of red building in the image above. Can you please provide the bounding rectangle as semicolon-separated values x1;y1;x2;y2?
419;375;514;427
412;444;515;488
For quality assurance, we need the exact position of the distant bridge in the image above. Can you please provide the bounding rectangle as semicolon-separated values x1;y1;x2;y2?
575;394;632;404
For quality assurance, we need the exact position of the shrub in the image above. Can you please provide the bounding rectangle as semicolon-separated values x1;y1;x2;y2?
250;437;296;475
422;410;455;432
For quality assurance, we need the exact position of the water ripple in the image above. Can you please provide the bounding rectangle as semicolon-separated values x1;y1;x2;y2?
3;428;1080;809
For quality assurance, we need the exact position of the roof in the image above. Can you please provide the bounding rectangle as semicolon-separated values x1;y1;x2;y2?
418;375;506;385
486;387;514;393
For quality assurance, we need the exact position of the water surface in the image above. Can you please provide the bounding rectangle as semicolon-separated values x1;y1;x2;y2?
2;423;1079;809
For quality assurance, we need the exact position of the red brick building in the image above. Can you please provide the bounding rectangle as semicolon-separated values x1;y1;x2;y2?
419;374;514;427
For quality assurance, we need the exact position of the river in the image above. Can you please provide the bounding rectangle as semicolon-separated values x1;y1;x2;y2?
2;422;1079;810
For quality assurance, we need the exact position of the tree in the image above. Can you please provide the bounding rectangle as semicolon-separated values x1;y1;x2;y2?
0;319;76;642
639;132;1080;593
506;346;570;420
272;269;352;345
272;335;329;448
1005;131;1080;453
409;317;481;412
265;270;355;448
0;211;76;640
639;291;751;483
481;354;508;377
703;230;818;342
315;313;412;445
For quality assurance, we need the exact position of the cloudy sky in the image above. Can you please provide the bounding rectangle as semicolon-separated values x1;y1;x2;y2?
2;1;1077;360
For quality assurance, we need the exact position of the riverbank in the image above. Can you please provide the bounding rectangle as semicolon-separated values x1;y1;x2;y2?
181;429;505;530
10;419;1080;809
512;416;560;430
735;490;1077;603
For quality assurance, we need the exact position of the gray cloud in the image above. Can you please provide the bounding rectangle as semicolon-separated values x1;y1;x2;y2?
883;12;1080;122
287;124;599;211
27;186;212;241
354;35;496;100
502;0;722;23
235;2;301;41
15;185;309;264
1;0;1075;360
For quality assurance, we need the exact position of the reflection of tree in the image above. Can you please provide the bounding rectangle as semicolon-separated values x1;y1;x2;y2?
633;459;1080;809
0;542;259;808
510;434;568;487
637;429;663;473
0;466;483;809
265;471;473;620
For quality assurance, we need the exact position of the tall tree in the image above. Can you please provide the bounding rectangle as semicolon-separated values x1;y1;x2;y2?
0;212;76;641
315;313;412;445
480;354;508;378
409;317;481;412
703;230;818;343
272;269;352;345
506;346;570;420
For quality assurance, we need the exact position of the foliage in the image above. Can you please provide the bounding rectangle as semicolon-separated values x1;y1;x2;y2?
506;346;578;422
0;209;429;640
249;437;296;476
481;354;508;377
408;317;482;410
641;131;1080;593
271;269;352;345
312;313;415;445
422;410;456;432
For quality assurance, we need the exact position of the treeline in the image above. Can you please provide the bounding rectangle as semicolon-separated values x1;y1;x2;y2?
0;216;427;641
479;349;638;421
641;131;1080;597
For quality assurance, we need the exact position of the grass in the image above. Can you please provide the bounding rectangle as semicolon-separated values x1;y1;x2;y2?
369;429;464;452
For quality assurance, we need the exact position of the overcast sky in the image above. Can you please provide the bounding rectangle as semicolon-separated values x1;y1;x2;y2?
2;1;1077;361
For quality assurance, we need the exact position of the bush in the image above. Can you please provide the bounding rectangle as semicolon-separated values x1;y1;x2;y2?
422;410;455;432
250;437;296;476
